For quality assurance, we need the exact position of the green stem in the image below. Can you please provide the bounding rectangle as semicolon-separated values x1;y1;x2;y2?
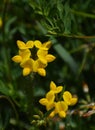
47;31;95;39
71;9;95;19
78;49;88;75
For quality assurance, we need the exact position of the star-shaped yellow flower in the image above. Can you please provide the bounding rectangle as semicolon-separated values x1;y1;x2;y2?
54;101;68;118
17;40;34;50
20;58;33;76
32;59;47;76
34;40;51;50
37;50;56;64
12;40;56;76
39;91;55;111
63;91;78;106
12;49;31;64
50;81;63;94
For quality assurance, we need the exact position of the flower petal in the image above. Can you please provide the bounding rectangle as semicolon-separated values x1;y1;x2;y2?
26;40;34;48
12;55;22;63
56;86;63;93
43;41;51;50
46;91;55;102
39;98;48;106
34;40;42;48
46;54;56;62
17;40;26;49
70;98;78;105
50;81;56;90
23;67;31;76
37;68;46;76
59;111;66;118
63;91;72;105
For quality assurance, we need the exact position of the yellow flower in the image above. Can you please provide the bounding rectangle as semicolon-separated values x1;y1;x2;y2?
20;58;33;76
34;40;51;50
37;50;56;64
63;91;78;106
12;49;31;64
39;91;55;111
54;101;68;118
32;59;47;76
12;40;56;76
17;40;34;50
50;81;63;94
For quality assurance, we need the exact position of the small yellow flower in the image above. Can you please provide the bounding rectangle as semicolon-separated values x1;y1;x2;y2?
34;40;51;50
32;59;47;76
39;91;55;111
20;58;33;76
12;40;56;76
37;50;56;64
54;101;68;118
63;91;78;106
50;81;63;94
12;49;31;64
17;40;34;50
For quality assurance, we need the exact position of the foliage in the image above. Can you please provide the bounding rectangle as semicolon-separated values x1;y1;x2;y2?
0;0;95;129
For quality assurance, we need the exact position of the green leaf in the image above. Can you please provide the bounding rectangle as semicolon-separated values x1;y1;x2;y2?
54;44;78;74
5;16;17;34
63;2;71;34
51;38;78;74
0;80;10;96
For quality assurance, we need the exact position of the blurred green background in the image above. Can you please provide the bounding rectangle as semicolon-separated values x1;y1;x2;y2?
0;0;95;129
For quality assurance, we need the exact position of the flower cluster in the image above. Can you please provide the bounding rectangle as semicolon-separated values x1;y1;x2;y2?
39;81;78;118
12;40;56;76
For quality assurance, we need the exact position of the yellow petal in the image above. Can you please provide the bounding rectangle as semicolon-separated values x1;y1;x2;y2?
37;68;46;76
70;98;78;105
50;81;56;90
63;91;72;105
43;41;51;50
34;40;42;48
20;58;33;69
49;111;55;118
56;86;63;93
12;55;22;63
46;102;55;111
17;40;26;49
46;54;56;62
32;60;39;72
26;40;34;48
39;98;48;106
39;58;47;64
50;81;63;93
55;101;68;112
46;91;55;102
60;101;68;111
37;50;48;57
23;68;31;76
59;111;66;118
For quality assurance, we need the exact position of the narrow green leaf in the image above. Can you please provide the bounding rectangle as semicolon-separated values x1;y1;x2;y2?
53;43;78;74
0;80;10;96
